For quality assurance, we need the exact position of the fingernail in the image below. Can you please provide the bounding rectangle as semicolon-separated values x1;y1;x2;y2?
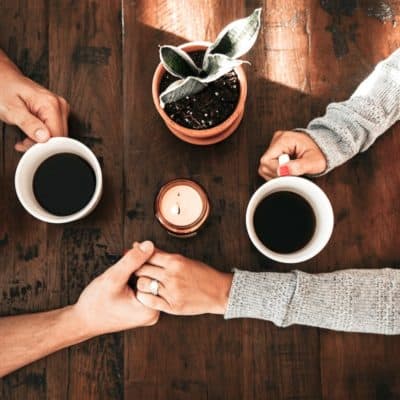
278;165;290;176
139;241;153;252
35;129;49;142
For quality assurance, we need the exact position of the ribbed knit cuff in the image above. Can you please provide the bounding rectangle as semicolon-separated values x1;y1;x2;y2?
224;269;297;326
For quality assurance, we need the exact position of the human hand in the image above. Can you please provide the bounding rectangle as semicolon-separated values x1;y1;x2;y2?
258;131;327;180
0;50;69;152
135;248;233;316
72;241;160;337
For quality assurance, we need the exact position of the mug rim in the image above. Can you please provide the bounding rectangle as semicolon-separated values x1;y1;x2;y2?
246;176;334;263
15;137;103;224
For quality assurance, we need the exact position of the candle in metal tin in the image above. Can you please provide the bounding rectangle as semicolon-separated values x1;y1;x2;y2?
155;179;210;237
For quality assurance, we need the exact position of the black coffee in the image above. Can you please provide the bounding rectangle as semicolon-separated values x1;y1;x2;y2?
33;153;96;216
253;191;316;254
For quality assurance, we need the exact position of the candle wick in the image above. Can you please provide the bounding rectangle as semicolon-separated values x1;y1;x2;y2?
171;203;181;215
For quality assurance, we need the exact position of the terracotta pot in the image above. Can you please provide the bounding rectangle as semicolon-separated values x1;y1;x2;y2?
152;41;248;145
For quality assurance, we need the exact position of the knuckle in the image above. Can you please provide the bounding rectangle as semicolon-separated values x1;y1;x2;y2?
273;130;284;139
58;96;67;106
171;254;185;270
59;96;70;111
45;94;60;109
146;312;160;326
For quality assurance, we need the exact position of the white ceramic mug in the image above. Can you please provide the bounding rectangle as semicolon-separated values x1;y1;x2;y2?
246;157;334;263
15;137;103;224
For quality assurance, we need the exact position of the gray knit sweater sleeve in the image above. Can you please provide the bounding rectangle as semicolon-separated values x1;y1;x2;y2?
297;48;400;173
225;268;400;334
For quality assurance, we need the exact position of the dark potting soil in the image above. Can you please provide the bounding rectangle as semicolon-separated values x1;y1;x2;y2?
159;51;240;130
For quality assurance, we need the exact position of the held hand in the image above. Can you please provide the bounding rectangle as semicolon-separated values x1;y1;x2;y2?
0;50;69;152
72;241;160;337
135;248;233;315
258;131;327;180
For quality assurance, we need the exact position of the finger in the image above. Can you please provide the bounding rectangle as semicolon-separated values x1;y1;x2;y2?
14;138;35;152
278;159;306;176
147;249;178;268
136;291;171;313
278;151;326;176
107;241;154;281
35;95;65;137
260;142;287;166
258;166;274;181
133;244;172;269
12;107;50;143
59;97;69;136
135;265;165;282
136;276;166;297
258;163;276;178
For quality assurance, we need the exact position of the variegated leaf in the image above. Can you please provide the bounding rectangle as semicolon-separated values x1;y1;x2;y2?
202;54;248;82
205;8;262;60
159;76;206;107
160;45;201;79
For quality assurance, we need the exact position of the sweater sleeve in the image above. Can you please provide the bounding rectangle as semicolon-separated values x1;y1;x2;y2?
297;48;400;173
224;268;400;335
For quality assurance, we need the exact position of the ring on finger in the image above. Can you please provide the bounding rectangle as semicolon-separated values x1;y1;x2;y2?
149;279;160;296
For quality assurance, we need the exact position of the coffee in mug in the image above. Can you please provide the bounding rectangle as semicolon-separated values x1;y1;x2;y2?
15;137;103;223
246;158;334;263
253;190;316;254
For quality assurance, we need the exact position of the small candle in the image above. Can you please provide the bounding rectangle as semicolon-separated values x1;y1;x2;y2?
155;179;210;237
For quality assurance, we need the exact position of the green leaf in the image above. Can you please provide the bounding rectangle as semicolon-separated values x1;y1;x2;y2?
159;77;206;108
205;8;262;60
202;54;248;82
160;45;201;79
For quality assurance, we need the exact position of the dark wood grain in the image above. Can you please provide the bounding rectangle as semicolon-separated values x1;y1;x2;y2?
47;1;124;399
0;2;50;399
1;0;400;399
308;3;400;400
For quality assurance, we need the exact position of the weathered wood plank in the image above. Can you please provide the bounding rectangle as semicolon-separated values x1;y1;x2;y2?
47;1;124;399
0;1;50;399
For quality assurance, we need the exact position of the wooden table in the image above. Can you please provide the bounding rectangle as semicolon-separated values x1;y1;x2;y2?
1;1;400;399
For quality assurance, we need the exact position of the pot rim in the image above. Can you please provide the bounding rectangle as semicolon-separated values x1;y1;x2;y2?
152;41;248;139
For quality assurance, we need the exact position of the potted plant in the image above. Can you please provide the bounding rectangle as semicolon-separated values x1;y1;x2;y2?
152;8;262;145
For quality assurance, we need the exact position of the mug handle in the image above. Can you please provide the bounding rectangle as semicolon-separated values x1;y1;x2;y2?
278;154;290;176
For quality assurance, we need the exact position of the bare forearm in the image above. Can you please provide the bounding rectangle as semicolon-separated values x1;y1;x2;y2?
0;305;92;377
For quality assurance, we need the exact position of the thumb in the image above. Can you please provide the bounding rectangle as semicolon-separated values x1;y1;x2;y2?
278;159;308;177
13;107;50;143
108;241;154;282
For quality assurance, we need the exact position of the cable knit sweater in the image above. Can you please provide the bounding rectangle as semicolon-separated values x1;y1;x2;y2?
224;49;400;335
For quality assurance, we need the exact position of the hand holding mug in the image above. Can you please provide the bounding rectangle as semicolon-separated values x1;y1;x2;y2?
0;50;69;152
135;245;233;315
258;131;327;180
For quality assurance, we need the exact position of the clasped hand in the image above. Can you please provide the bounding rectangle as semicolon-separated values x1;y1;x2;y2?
72;241;233;336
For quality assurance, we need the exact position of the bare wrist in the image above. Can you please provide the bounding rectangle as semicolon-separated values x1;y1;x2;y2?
212;272;233;315
66;304;97;341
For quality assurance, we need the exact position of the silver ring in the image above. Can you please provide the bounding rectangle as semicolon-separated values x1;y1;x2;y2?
149;279;160;296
